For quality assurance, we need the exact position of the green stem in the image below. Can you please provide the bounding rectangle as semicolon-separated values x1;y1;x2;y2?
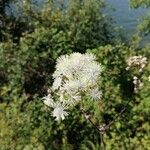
100;134;106;150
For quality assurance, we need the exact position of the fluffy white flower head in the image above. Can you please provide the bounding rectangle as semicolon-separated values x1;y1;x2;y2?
89;88;102;100
42;94;54;107
52;104;68;121
43;52;102;121
53;52;102;91
126;55;148;72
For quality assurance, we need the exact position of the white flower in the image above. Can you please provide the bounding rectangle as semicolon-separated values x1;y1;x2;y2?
71;94;81;102
83;66;101;85
43;52;103;121
84;53;96;62
52;104;68;121
133;76;138;80
63;79;86;93
53;53;102;80
133;80;138;85
54;52;102;98
125;67;130;70
42;94;54;107
126;55;148;72
67;93;81;106
89;88;102;100
70;52;83;60
43;94;69;120
52;77;62;90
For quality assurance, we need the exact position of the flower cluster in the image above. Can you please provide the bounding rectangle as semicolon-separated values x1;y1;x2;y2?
133;76;143;93
126;55;148;93
43;53;103;121
126;55;148;72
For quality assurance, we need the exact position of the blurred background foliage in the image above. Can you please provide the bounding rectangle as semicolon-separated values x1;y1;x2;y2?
130;0;150;39
0;0;150;149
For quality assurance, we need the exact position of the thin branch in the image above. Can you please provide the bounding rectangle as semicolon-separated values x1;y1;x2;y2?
80;108;100;133
81;96;134;134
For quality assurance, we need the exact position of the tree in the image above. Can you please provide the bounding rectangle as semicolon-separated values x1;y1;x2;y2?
130;0;150;36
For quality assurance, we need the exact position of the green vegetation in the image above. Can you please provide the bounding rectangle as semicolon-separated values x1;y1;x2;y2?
130;0;150;8
0;0;150;149
130;0;150;36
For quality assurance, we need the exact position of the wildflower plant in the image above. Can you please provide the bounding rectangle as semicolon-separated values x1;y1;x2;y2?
126;55;148;93
42;53;103;121
42;52;149;149
42;53;149;129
